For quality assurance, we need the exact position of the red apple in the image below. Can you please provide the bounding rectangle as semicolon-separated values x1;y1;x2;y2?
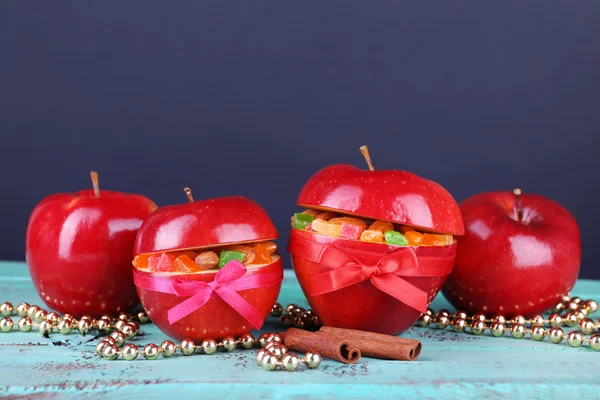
290;147;464;335
133;192;283;341
26;172;157;317
443;189;581;316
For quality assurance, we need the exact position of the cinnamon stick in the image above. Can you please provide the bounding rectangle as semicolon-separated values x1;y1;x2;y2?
319;326;421;361
279;328;361;364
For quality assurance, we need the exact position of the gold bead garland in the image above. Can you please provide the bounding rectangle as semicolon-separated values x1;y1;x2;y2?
273;303;321;330
416;296;600;351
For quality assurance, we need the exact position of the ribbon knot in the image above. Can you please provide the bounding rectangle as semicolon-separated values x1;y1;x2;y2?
288;231;455;314
133;260;283;329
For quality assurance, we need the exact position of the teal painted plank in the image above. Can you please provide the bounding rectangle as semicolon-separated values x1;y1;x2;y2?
1;261;600;399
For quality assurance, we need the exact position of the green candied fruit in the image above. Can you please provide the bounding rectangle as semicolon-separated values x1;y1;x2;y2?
293;213;314;230
384;230;409;246
218;250;245;268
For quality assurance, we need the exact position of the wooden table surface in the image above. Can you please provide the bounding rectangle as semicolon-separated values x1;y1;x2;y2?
1;260;599;399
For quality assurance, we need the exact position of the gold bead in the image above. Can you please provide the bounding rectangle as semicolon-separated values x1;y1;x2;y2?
267;333;282;344
97;319;111;334
46;312;60;324
118;313;131;321
16;303;30;317
417;314;432;327
221;336;237;352
584;300;598;314
201;339;218;355
434;315;449;329
567;300;579;311
109;330;126;347
451;318;467;333
258;333;270;348
426;308;434;316
80;315;94;324
100;314;113;323
285;304;297;313
256;349;269;365
491;315;506;324
27;305;40;319
261;354;279;371
490;323;505;337
39;320;53;335
571;296;582;304
552;302;566;313
304;352;322;369
120;323;137;340
589;334;600;351
510;323;526;339
436;309;450;318
470;320;485;335
0;302;13;317
0;317;14;332
33;309;48;323
62;314;74;322
136;311;149;324
563;312;577;327
282;353;300;371
160;340;177;357
102;344;120;360
271;303;283;317
454;311;468;320
122;344;139;361
575;310;587;321
181;339;196;355
267;344;287;359
96;340;109;356
102;337;116;346
549;313;563;327
512;315;526;325
239;333;255;349
18;317;33;332
579;318;595;335
548;327;565;343
567;330;585;347
530;315;545;327
142;344;160;360
57;319;73;335
114;320;126;331
127;321;141;334
77;319;92;335
530;326;545;341
472;313;486;322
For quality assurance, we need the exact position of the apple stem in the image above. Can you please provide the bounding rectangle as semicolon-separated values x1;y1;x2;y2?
183;187;194;203
90;171;100;198
359;145;375;171
513;188;523;222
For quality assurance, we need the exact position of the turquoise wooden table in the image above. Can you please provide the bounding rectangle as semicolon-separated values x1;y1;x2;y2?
1;261;600;399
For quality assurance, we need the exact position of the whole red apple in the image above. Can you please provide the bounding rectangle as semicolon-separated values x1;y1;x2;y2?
26;172;157;317
133;191;283;341
443;189;581;316
289;146;464;335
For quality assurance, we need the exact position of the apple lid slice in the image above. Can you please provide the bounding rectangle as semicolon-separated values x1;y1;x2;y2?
296;146;464;236
134;191;278;255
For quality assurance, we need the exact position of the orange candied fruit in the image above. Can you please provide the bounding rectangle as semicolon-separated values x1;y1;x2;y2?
132;254;152;269
368;220;394;232
360;229;385;243
252;243;273;264
422;233;453;246
312;219;342;237
173;254;202;273
405;231;423;245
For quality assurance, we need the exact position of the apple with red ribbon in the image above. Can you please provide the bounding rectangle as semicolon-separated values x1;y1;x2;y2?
289;146;464;335
443;189;581;316
133;189;283;341
26;171;158;317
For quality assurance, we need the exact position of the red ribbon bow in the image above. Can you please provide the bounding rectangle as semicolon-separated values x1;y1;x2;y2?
288;231;454;313
133;260;283;329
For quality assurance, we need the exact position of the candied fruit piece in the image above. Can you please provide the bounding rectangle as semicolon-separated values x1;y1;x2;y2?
312;219;342;237
261;241;278;255
227;245;255;264
396;225;413;234
340;223;364;239
405;231;423;245
302;209;321;217
384;230;408;246
173;254;202;273
293;213;314;230
360;229;385;243
315;211;338;221
328;217;368;230
218;250;245;268
132;254;152;269
148;253;176;272
181;251;198;259
253;243;273;264
422;234;453;246
369;220;394;232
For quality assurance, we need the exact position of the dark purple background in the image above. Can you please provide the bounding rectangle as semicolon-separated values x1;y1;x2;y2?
1;2;598;277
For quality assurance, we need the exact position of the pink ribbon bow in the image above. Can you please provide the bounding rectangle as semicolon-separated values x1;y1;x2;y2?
288;231;454;313
133;260;283;329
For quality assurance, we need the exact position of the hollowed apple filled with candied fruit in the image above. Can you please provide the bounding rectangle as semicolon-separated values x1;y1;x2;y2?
133;191;283;341
288;146;464;335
